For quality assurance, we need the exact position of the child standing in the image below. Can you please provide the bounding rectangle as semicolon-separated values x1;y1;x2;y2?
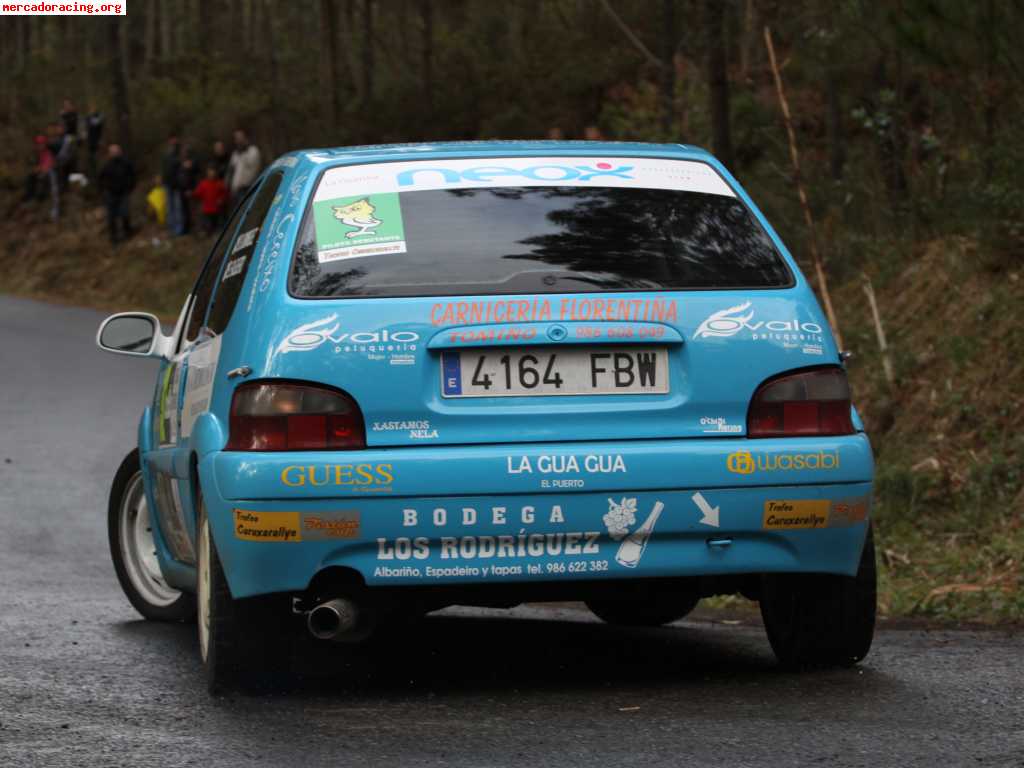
146;175;167;226
191;165;228;236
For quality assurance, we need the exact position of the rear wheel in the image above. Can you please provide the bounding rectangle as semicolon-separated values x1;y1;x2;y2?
586;590;700;627
197;493;293;694
759;525;877;669
108;449;195;622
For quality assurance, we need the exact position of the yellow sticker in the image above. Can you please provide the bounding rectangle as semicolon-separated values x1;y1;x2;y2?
302;513;360;540
233;509;302;542
831;499;869;526
762;500;830;529
728;450;840;474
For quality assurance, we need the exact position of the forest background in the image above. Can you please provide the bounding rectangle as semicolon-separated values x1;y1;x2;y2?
1;0;1021;622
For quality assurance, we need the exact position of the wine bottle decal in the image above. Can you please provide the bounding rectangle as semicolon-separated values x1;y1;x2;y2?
615;501;664;568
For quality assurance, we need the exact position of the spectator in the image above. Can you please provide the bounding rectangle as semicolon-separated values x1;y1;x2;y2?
226;129;261;200
177;146;199;236
44;123;68;219
60;99;78;137
210;140;231;180
85;104;104;180
161;136;183;235
23;135;53;203
146;175;167;226
55;130;76;190
192;165;229;235
97;144;136;245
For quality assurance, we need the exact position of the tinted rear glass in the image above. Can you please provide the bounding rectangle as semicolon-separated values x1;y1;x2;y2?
290;158;791;298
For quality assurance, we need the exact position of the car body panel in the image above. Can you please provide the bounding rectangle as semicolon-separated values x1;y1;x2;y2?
115;140;871;599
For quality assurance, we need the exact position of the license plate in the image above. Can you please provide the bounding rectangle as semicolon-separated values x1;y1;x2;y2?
441;346;669;398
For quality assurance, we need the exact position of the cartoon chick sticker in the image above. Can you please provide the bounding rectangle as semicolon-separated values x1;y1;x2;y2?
332;198;382;238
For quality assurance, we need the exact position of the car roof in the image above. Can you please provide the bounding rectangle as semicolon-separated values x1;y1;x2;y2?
272;140;717;174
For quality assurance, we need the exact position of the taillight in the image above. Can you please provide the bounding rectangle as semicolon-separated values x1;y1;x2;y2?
747;368;854;438
227;382;365;451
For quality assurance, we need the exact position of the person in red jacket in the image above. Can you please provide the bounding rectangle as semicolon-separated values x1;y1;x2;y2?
191;164;228;236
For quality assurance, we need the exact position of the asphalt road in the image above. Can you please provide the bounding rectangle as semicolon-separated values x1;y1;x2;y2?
1;294;1022;768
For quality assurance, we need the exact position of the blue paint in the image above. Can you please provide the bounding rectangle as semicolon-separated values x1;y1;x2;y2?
126;140;873;599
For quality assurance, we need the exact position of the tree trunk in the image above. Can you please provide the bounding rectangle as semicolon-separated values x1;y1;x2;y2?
0;23;9;119
119;9;131;88
143;0;156;74
398;0;409;58
321;0;341;128
706;0;733;167
108;16;132;151
660;0;676;136
982;0;996;183
872;53;907;199
159;0;171;60
16;16;27;72
252;0;262;57
263;0;286;150
739;0;756;81
27;15;36;61
174;0;187;59
243;0;253;53
362;0;375;110
197;0;212;134
339;0;359;102
420;0;434;127
825;61;844;181
80;20;92;105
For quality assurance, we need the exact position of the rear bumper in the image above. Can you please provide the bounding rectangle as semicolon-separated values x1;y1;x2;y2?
198;435;874;598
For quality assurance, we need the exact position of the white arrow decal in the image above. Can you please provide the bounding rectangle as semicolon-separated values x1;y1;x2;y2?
691;492;720;528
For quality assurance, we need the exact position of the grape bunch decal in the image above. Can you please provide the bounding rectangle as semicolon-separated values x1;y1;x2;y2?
604;497;665;568
603;497;638;541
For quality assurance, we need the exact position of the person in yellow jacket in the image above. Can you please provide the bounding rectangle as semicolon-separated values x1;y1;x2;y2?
145;175;167;226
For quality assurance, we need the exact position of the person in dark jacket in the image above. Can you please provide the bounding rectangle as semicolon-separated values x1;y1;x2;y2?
177;146;199;236
44;122;66;220
98;144;136;244
23;134;53;203
161;136;183;236
210;140;231;180
85;105;104;181
60;99;78;137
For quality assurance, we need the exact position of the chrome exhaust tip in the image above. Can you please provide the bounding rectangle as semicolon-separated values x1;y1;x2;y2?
307;597;360;641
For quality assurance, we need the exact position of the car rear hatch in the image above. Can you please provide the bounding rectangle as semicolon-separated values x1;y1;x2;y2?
266;153;837;448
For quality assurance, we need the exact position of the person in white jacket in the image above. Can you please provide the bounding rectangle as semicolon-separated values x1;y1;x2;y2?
226;129;262;200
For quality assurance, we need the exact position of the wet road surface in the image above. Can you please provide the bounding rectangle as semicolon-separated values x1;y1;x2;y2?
1;295;1022;767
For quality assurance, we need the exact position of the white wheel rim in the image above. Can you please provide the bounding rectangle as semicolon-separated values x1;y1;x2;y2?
119;472;181;607
197;504;211;663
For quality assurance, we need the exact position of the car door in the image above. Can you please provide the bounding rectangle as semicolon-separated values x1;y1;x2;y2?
178;169;285;443
145;191;255;569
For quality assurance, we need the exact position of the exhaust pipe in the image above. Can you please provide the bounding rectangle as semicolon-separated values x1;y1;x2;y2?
307;597;361;641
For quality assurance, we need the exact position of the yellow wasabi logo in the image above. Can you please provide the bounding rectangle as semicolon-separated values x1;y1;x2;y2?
726;450;756;474
727;450;839;474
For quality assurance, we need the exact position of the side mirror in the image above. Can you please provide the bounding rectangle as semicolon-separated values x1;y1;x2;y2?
96;312;173;359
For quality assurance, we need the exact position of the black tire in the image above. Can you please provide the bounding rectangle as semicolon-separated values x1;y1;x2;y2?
585;591;701;627
759;525;877;669
108;449;196;622
196;493;293;694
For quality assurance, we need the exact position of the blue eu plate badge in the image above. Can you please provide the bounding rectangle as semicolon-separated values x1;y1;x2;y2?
441;352;462;396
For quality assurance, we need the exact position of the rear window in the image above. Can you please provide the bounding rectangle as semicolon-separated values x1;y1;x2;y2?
289;156;791;298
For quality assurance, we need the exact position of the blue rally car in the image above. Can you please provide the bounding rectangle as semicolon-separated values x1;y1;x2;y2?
97;141;876;692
